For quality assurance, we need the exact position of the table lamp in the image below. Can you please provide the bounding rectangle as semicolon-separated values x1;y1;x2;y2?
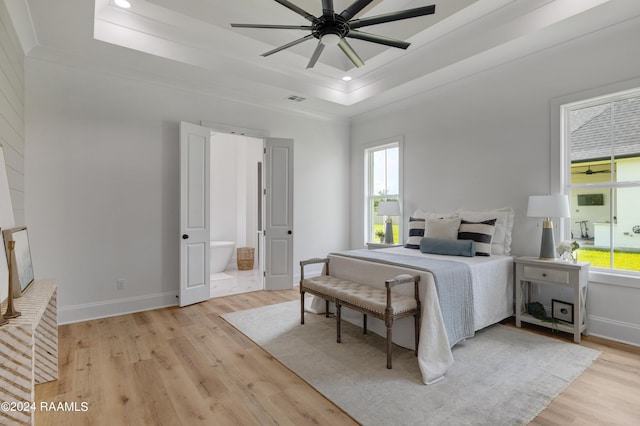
377;201;400;244
527;195;571;260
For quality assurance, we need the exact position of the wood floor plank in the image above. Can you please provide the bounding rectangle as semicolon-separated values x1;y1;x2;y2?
510;321;640;425
35;289;639;425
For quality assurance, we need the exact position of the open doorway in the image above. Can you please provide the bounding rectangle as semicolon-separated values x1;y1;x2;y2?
180;122;294;306
209;132;263;298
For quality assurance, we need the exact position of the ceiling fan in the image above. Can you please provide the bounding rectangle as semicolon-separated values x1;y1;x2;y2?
572;165;611;175
231;0;436;69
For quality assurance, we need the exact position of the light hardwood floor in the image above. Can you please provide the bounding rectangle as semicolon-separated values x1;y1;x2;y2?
35;289;640;425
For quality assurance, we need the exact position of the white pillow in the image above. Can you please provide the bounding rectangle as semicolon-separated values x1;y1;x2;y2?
412;210;459;220
425;217;462;240
457;207;515;255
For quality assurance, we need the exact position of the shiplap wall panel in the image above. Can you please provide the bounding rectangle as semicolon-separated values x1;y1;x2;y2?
0;2;24;85
0;1;25;225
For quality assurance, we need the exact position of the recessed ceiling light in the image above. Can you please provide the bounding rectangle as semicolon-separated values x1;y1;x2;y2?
342;76;352;81
114;0;131;8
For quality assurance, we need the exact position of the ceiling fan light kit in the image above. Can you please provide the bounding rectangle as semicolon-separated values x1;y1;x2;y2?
321;33;341;46
231;0;436;69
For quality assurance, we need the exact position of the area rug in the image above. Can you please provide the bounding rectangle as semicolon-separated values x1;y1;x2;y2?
222;300;600;426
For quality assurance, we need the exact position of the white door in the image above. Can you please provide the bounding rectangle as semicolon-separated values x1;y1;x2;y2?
264;138;294;290
179;122;211;306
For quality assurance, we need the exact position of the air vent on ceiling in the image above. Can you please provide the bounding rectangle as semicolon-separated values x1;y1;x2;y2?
286;95;306;102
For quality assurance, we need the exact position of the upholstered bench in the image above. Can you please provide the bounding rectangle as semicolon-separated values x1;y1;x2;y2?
300;257;421;369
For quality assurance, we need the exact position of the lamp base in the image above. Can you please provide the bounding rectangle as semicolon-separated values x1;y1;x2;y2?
384;220;394;244
539;218;557;260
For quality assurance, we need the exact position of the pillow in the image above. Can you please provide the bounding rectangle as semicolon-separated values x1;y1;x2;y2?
405;217;426;249
425;217;462;240
457;207;515;255
412;210;458;220
458;219;497;256
420;237;476;257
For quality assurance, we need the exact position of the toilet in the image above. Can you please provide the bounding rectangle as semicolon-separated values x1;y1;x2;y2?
210;241;235;273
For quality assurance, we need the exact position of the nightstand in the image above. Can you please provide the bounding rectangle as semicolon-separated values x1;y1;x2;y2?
366;242;403;250
514;256;590;343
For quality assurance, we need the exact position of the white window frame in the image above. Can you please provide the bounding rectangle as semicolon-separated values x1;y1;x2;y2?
363;137;404;245
552;79;640;289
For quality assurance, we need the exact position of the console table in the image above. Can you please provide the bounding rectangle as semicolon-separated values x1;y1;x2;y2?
0;279;58;425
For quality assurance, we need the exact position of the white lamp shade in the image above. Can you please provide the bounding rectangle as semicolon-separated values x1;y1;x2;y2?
377;201;400;216
527;195;570;218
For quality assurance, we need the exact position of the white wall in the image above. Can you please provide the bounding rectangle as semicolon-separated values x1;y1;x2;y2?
0;1;25;303
350;16;640;345
25;57;350;323
210;132;262;265
211;133;239;244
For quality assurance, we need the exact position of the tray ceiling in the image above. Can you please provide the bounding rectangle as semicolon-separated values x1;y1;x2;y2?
11;0;640;118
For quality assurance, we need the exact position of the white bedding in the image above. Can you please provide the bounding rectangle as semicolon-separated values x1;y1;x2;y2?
306;246;513;384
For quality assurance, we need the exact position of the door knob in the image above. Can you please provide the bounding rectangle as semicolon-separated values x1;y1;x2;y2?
288;230;292;235
182;234;189;239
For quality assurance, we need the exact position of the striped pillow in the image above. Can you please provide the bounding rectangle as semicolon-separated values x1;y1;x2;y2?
458;219;497;256
405;217;426;249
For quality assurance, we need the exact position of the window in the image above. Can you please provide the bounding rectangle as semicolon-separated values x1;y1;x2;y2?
562;89;640;274
364;139;402;244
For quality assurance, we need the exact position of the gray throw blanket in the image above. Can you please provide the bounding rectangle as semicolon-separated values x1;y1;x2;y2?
331;249;474;347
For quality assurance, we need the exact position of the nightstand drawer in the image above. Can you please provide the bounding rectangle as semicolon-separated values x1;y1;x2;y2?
523;266;569;284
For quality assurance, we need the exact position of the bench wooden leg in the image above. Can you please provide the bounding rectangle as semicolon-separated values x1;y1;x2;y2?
336;301;342;343
363;314;367;334
414;313;420;356
386;317;393;369
300;291;305;325
325;300;330;318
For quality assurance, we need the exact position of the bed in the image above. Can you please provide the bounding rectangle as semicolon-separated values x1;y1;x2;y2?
307;208;515;385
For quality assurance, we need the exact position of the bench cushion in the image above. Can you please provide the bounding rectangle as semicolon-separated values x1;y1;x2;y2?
302;276;358;298
335;283;417;316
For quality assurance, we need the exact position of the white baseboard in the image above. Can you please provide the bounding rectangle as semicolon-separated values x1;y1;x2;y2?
58;291;179;325
587;315;640;347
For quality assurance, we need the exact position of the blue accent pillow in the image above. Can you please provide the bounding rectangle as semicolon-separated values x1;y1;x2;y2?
419;237;476;257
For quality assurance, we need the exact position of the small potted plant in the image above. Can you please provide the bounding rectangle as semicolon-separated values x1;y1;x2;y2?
375;230;385;243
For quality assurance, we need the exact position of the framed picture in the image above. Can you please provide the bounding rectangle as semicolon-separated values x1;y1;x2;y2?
552;299;574;324
3;226;35;298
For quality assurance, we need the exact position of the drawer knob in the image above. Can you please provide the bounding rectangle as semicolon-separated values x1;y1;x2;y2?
542;273;547;277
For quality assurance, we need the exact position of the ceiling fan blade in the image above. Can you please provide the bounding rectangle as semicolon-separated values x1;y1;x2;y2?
322;0;335;17
346;30;410;49
261;34;315;57
348;5;436;29
338;38;365;68
306;41;325;69
231;23;313;30
273;0;317;23
572;166;611;174
340;0;374;21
